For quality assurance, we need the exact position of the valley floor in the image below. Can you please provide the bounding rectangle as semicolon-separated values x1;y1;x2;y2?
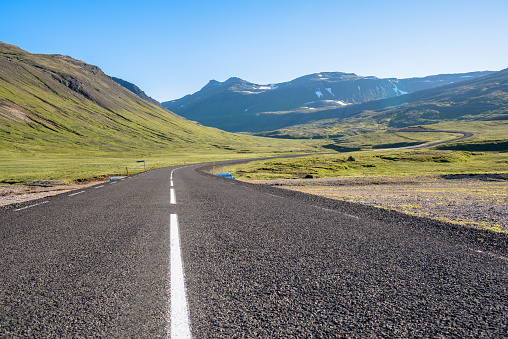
252;174;508;234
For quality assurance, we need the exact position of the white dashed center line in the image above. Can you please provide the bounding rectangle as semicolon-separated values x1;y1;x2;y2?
169;214;192;338
170;169;177;204
13;201;49;211
170;188;176;204
68;191;85;197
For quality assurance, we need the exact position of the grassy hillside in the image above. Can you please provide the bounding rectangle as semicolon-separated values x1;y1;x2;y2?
0;42;316;183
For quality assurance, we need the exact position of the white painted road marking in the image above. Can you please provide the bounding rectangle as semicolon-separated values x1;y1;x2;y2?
68;191;85;197
13;201;49;211
95;185;104;189
170;188;176;204
169;214;192;339
171;180;174;187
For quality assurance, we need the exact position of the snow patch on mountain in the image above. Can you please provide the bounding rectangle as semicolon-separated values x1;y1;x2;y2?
325;88;335;97
320;100;350;106
315;89;323;98
303;100;350;106
392;83;408;95
257;85;279;90
240;91;264;95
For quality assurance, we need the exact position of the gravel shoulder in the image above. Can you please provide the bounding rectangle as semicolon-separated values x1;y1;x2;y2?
0;180;108;207
251;174;508;233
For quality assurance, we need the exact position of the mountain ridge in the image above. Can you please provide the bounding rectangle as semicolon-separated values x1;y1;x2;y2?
255;68;508;140
111;77;161;107
161;70;496;132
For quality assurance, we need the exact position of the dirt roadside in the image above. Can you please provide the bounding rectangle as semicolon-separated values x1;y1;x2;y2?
0;180;108;207
252;174;508;233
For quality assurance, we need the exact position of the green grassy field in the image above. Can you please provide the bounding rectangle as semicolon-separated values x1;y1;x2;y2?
0;143;320;184
4;119;497;185
226;149;507;181
3;119;505;184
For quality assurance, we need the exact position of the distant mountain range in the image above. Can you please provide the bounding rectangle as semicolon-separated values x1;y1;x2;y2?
161;71;495;133
257;68;508;139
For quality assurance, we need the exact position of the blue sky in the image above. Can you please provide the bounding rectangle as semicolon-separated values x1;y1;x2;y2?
1;0;507;101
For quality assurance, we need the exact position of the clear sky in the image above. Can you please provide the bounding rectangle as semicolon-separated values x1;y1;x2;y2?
1;0;507;101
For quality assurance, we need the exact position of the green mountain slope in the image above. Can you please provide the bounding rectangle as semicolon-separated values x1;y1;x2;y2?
161;71;494;132
0;42;304;155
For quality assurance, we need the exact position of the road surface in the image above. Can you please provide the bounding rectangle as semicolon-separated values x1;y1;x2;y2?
393;129;474;150
1;162;507;337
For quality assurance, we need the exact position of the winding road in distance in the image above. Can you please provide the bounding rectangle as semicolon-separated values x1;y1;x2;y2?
1;161;507;337
390;129;474;150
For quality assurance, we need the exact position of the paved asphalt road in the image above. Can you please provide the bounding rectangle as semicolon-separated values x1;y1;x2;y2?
1;163;507;338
